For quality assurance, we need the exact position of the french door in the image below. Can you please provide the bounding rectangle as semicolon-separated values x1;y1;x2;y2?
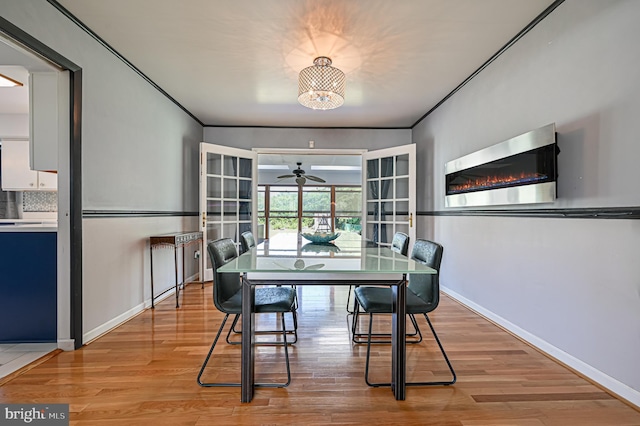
362;144;416;251
199;143;257;281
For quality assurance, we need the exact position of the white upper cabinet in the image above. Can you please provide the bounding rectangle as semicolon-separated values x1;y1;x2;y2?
1;139;57;191
29;71;68;172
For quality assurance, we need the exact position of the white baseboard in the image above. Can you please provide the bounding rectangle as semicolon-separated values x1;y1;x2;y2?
85;276;203;341
441;286;640;408
143;275;201;309
57;339;75;351
83;302;146;344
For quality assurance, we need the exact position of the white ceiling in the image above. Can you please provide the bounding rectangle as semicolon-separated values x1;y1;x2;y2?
54;0;556;128
0;37;57;115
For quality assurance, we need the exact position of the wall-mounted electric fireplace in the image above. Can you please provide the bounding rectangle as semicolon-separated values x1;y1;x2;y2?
445;123;558;208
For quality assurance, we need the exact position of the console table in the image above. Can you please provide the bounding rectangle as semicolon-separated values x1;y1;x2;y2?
149;231;202;308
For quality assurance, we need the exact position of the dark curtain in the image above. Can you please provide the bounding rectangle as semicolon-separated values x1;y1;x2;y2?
378;158;394;244
237;158;253;241
367;160;379;243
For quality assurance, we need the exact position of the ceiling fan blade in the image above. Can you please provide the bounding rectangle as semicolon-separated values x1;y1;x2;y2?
277;174;296;179
296;176;306;186
306;175;326;183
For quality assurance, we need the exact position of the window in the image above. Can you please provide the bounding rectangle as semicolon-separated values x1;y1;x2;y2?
258;185;361;239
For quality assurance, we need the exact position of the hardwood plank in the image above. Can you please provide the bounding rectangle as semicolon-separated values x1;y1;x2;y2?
0;284;638;425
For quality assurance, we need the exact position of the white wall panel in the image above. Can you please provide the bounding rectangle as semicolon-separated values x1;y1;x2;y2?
83;216;200;340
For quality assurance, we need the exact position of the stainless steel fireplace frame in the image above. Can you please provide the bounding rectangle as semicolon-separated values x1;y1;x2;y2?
445;123;557;208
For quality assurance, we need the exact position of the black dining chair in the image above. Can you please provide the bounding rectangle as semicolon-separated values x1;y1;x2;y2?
197;238;297;388
346;231;410;314
239;230;256;254
353;238;456;387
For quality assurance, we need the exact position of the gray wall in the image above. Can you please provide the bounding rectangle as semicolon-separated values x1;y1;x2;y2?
1;0;203;342
413;0;640;402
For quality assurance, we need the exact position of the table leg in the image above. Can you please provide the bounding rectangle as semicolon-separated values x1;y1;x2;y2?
241;273;255;402
150;245;155;309
174;245;180;308
391;275;407;400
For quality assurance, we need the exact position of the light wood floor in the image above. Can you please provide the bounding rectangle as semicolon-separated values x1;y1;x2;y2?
1;283;639;425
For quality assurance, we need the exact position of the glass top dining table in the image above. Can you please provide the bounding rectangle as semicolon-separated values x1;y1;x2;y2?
218;232;436;402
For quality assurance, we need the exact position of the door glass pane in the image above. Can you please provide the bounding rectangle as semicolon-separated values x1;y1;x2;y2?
224;156;237;176
395;201;409;218
367;223;377;243
207;153;221;175
367;202;378;221
223;178;237;198
223;223;237;241
367;180;379;200
367;159;379;179
207;176;221;198
224;200;238;222
239;158;252;178
239;180;251;199
206;224;220;242
380;201;393;221
380;179;393;199
239;222;251;236
239;201;252;220
381;156;394;177
396;177;409;199
396;154;409;176
395;223;409;238
378;223;393;244
207;200;221;218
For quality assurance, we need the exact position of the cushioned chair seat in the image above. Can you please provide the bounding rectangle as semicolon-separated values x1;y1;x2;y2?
220;287;297;314
354;286;435;314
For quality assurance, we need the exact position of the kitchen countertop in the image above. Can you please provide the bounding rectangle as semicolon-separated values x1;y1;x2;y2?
0;219;57;232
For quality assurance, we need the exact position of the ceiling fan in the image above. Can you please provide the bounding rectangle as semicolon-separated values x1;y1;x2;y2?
277;162;326;186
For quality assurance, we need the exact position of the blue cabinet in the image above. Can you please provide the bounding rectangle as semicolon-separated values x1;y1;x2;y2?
0;231;57;342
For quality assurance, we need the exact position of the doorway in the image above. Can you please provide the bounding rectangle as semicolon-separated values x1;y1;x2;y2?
257;152;363;240
0;21;82;350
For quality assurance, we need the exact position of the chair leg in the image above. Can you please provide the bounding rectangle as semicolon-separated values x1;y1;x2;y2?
362;313;456;387
352;312;422;344
346;285;354;313
197;314;237;387
227;311;298;345
197;313;292;388
364;313;378;387
413;314;456;386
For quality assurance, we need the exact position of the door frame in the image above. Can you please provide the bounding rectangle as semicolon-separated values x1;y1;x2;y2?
0;18;83;349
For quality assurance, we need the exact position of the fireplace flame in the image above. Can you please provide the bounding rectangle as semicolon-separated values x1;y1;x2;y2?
449;172;547;194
